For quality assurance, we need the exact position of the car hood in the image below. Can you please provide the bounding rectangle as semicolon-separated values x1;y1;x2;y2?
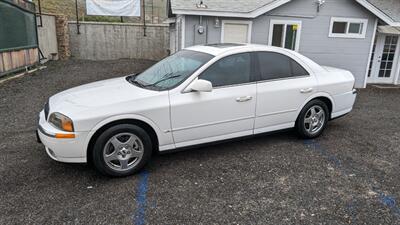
49;77;159;114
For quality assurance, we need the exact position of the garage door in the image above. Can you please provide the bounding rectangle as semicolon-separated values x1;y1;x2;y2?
222;21;252;43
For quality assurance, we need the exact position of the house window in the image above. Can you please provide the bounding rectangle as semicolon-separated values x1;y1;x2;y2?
329;17;368;38
268;20;302;51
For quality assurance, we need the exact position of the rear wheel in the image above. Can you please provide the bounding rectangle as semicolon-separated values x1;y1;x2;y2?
296;100;329;139
92;124;152;177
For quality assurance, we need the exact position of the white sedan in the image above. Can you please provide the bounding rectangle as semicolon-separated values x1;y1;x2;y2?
37;44;357;177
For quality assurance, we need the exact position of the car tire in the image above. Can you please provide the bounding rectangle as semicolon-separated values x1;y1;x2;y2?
92;124;152;177
296;99;329;139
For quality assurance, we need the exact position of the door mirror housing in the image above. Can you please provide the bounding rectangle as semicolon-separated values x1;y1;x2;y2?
188;79;213;92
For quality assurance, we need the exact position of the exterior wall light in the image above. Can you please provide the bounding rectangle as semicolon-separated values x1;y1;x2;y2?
196;1;208;9
214;17;220;28
316;0;325;12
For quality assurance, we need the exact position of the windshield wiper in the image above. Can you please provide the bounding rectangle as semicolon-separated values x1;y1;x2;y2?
127;75;146;88
144;74;183;87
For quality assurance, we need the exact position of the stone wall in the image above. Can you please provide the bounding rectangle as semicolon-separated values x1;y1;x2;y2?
68;22;169;61
55;15;71;60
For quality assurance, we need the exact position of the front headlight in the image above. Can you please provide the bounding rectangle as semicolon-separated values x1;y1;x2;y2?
49;112;74;132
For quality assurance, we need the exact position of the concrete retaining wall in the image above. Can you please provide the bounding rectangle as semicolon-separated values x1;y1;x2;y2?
69;22;169;61
37;14;58;60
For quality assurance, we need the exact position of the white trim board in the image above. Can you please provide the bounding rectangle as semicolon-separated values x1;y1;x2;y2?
394;38;400;85
172;0;291;19
364;18;378;88
221;20;253;43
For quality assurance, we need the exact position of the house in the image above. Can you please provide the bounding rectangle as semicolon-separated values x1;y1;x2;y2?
167;0;400;88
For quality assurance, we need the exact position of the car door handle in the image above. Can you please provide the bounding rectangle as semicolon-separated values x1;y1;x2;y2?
236;96;253;102
300;88;313;93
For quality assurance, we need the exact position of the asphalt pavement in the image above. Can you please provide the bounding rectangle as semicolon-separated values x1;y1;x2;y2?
1;59;399;224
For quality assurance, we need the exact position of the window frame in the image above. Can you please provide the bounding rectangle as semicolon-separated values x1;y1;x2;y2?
268;20;302;52
329;17;368;39
221;20;253;44
253;51;311;83
197;52;258;89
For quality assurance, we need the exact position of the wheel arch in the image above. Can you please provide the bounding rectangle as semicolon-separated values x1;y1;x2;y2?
297;93;335;121
86;117;161;164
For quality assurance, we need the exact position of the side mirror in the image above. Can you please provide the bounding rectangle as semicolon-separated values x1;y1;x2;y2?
188;79;213;92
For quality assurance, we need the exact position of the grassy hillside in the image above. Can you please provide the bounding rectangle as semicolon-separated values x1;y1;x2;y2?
32;0;167;23
33;0;122;22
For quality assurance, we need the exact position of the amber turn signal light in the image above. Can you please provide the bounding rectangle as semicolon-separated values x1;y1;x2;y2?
55;133;76;139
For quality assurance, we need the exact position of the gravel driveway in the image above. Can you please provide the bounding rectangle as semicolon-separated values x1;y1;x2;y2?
0;59;399;224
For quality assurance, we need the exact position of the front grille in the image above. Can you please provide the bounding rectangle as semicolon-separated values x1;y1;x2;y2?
44;101;49;120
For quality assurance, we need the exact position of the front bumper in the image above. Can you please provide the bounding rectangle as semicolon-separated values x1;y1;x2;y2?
37;110;88;163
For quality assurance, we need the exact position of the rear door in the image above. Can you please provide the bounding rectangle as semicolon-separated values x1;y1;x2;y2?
254;51;318;134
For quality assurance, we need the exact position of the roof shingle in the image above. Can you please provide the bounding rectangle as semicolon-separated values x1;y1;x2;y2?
170;0;400;24
170;0;279;13
366;0;400;23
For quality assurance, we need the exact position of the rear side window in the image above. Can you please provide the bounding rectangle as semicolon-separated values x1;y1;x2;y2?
199;53;251;87
256;52;309;81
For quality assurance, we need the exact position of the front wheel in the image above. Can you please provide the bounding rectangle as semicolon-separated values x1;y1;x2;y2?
92;124;152;177
296;100;329;139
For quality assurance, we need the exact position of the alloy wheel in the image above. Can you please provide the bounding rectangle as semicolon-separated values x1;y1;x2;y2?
304;105;326;135
102;133;144;171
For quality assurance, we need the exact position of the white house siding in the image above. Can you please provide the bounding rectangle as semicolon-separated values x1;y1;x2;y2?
183;0;378;88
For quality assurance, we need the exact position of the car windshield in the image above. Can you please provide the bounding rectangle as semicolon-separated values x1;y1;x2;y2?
127;50;213;91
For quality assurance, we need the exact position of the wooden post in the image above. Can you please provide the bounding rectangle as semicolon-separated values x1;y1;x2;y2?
75;0;80;34
143;0;146;36
37;0;43;27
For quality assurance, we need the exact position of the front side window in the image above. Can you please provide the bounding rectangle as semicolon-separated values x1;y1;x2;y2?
128;50;213;91
329;17;368;38
199;53;251;87
256;52;309;81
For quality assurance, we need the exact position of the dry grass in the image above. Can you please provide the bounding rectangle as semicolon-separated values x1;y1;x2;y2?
33;0;126;22
32;0;167;23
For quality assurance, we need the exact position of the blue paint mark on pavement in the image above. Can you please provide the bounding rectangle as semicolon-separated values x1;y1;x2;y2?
374;189;400;217
303;139;343;169
303;139;400;220
133;170;149;225
346;199;358;222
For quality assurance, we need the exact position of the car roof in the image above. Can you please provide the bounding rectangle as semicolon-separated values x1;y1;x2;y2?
185;43;326;74
185;43;290;56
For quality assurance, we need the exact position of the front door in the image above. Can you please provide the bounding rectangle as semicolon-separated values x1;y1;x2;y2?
169;53;257;148
368;34;400;84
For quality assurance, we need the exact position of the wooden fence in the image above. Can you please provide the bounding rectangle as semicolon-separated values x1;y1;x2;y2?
0;48;38;76
0;0;39;77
